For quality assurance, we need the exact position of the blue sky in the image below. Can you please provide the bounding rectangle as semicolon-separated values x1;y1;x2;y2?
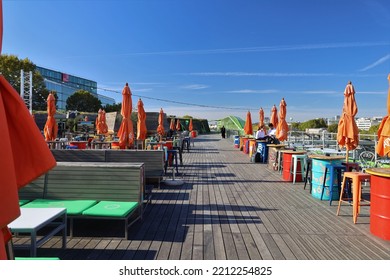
2;0;390;122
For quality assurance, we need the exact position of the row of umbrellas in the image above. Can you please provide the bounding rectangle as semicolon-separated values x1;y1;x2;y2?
243;97;288;141
43;83;195;149
242;79;390;162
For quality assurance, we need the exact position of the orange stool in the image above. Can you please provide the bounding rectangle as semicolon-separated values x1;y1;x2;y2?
336;172;370;223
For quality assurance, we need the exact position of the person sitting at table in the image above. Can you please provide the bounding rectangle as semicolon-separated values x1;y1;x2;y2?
255;124;266;139
257;123;279;144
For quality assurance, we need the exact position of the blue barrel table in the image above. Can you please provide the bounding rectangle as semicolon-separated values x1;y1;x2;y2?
309;155;345;201
234;135;240;148
256;140;268;163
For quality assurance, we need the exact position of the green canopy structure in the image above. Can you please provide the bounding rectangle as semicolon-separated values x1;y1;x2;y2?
217;116;246;135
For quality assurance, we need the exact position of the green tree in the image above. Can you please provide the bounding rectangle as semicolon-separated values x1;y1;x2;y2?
66;90;102;112
368;124;380;134
327;123;338;133
299;118;327;130
290;122;301;130
0;54;50;110
103;103;122;112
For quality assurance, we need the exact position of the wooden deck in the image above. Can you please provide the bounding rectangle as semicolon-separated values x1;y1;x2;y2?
13;134;390;260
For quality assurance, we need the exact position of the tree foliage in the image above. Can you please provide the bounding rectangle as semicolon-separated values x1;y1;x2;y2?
66;90;102;112
327;123;338;133
290;122;301;130
368;124;380;134
298;118;327;130
103;103;122;112
0;54;50;110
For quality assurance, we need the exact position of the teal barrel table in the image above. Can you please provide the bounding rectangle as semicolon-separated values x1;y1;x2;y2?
309;154;345;201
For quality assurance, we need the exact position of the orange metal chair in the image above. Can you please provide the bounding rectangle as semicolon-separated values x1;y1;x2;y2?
336;172;370;223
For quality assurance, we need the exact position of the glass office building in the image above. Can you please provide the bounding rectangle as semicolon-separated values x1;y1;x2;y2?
36;66;115;110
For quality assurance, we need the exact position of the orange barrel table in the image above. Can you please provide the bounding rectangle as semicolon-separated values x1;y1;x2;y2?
111;141;121;149
267;144;286;171
309;155;345;201
242;137;251;154
248;139;257;157
366;168;390;240
69;141;87;149
280;150;306;181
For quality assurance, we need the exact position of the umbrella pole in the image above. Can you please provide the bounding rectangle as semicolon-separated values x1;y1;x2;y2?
346;148;349;163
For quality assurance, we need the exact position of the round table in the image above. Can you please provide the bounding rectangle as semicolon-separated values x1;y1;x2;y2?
308;155;345;200
365;168;390;240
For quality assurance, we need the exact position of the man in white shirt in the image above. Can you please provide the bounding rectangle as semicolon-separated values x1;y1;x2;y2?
257;123;279;144
267;123;276;136
255;125;266;139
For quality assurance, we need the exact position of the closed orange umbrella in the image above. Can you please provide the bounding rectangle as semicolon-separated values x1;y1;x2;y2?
275;98;288;141
157;108;165;136
170;118;175;131
43;92;58;141
337;81;359;161
117;83;134;148
259;107;265;127
377;74;390;157
244;111;253;135
137;98;147;140
101;110;108;134
96;108;108;135
176;119;181;131
189;118;193;131
270;104;278;128
0;75;56;259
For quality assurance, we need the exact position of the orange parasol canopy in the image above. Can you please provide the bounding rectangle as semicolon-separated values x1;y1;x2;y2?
275;98;288;141
176;119;181;131
337;81;359;159
243;111;253;135
270;104;278;128
259;107;265;127
157;108;165;136
117;83;134;148
170;118;175;131
137;98;147;140
96;108;108;135
377;74;390;157
0;75;56;259
43;93;58;141
189;118;193;131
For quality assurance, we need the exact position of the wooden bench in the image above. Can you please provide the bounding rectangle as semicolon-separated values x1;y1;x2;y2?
19;162;145;239
51;149;165;189
105;150;165;189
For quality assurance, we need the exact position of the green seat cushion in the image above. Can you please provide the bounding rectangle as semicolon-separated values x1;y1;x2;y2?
19;199;30;206
22;199;97;215
82;201;139;217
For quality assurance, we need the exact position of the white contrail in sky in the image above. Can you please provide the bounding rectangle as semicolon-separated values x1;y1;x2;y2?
187;72;335;77
359;54;390;71
64;41;390;58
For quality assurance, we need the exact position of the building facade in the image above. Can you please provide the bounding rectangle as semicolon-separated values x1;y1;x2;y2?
36;66;115;110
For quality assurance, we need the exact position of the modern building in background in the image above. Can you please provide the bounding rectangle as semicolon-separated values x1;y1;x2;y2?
36;66;115;110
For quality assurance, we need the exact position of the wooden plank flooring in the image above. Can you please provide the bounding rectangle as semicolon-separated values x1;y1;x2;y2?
13;134;390;260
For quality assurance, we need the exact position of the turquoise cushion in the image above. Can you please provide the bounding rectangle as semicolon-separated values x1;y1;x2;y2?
19;199;30;206
82;201;139;217
22;199;97;215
